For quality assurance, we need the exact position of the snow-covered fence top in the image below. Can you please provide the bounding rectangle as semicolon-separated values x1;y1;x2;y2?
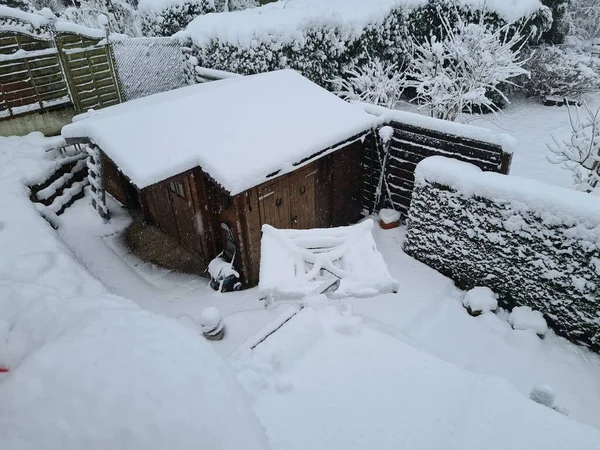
404;156;600;352
361;105;513;216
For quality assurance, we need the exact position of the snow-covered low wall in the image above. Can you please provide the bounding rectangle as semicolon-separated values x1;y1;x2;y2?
404;156;600;351
178;0;551;86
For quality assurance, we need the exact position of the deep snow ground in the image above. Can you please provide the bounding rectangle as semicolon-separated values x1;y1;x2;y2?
54;95;600;429
59;194;600;429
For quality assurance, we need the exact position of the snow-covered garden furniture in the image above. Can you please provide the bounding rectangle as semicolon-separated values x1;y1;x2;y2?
258;219;398;302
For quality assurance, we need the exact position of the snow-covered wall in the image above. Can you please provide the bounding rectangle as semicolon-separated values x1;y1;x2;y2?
404;156;600;351
178;0;551;85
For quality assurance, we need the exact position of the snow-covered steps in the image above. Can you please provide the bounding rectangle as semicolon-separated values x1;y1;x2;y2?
29;153;89;220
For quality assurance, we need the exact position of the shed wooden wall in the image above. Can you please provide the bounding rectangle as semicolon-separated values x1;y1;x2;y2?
102;140;365;288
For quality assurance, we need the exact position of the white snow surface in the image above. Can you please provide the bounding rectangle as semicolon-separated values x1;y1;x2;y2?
234;304;600;450
509;306;549;335
359;102;518;154
415;156;600;226
62;70;377;194
462;286;498;313
182;0;544;47
54;20;107;38
259;219;399;299
0;134;269;450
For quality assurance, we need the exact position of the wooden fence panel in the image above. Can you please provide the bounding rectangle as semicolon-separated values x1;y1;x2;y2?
364;121;512;217
0;31;70;119
55;32;121;114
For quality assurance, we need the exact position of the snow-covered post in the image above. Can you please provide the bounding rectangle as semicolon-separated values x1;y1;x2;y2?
372;125;394;214
85;143;110;220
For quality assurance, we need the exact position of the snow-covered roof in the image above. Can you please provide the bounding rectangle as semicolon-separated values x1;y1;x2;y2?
63;70;377;194
259;219;399;299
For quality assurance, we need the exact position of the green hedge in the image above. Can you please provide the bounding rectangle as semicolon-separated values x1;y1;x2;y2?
140;0;215;37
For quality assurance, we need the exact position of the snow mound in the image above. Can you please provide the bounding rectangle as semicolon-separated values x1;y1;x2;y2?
259;219;399;299
530;384;556;407
200;306;223;333
462;286;498;314
0;134;269;450
509;306;548;336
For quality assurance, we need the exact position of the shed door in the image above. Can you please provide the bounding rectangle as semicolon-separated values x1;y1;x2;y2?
288;164;317;229
167;174;205;258
258;177;290;229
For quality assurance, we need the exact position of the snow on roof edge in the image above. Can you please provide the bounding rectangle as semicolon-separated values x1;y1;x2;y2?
356;102;517;154
415;156;600;225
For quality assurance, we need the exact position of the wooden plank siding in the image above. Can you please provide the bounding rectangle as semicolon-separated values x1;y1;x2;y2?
0;30;70;118
363;122;512;217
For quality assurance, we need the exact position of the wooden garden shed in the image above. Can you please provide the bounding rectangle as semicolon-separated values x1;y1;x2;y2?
62;69;378;286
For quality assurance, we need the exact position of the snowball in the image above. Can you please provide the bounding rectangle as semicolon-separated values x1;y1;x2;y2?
462;286;498;314
379;208;401;224
200;307;222;333
97;14;109;27
508;306;548;336
378;125;394;144
530;384;556;407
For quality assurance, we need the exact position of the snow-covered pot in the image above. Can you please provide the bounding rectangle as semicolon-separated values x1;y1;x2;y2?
379;208;401;230
200;307;225;341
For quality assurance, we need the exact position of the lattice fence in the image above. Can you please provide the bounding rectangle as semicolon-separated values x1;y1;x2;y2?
111;37;186;101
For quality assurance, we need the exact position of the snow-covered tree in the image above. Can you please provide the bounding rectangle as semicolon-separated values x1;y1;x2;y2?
400;13;530;121
332;57;404;109
4;0;31;11
548;102;600;193
213;0;257;12
522;44;600;100
567;0;600;41
62;0;140;36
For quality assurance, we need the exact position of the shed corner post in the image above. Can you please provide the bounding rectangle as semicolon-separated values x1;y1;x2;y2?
85;143;110;221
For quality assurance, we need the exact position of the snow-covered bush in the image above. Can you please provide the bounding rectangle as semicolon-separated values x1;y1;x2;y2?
179;0;550;87
400;14;530;121
548;102;600;193
508;306;548;336
540;0;570;43
567;0;600;41
332;57;404;109
139;0;215;37
522;45;600;101
462;286;498;316
61;0;141;36
404;156;600;351
213;0;258;12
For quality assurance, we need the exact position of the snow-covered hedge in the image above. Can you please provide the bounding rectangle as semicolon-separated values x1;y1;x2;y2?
404;156;600;351
522;44;600;100
178;0;551;86
139;0;215;37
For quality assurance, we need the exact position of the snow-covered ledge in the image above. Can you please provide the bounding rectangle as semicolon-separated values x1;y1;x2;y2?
355;102;517;155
